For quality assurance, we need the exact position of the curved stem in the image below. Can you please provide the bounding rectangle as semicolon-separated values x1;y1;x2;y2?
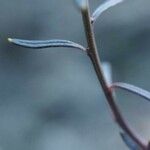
81;1;148;149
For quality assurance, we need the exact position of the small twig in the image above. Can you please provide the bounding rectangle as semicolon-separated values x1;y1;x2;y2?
80;0;148;149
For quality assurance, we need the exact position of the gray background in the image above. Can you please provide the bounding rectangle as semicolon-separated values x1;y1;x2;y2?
0;0;150;149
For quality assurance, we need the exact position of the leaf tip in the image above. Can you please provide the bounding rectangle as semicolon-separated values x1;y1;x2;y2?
8;38;13;43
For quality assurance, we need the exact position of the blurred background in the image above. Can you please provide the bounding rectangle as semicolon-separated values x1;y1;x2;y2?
0;0;150;149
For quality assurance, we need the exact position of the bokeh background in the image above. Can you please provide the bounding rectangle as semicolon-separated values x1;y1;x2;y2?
0;0;150;149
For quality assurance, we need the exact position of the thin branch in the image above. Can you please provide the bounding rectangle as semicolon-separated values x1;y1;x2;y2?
80;0;148;149
110;82;150;102
8;38;86;51
91;0;124;23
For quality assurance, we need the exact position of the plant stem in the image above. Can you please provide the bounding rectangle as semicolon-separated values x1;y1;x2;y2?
81;1;147;149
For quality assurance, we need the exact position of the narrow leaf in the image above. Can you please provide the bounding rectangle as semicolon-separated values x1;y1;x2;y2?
110;82;150;102
91;0;124;23
8;38;86;51
120;132;141;150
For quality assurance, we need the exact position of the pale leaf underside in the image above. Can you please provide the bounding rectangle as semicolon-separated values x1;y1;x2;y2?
8;38;86;51
91;0;124;23
75;0;87;10
110;82;150;102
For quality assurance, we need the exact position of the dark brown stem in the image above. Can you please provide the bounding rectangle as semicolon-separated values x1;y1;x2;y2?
81;1;148;149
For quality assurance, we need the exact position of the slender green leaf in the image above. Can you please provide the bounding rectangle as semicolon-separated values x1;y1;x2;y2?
91;0;124;23
8;38;86;51
110;82;150;102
